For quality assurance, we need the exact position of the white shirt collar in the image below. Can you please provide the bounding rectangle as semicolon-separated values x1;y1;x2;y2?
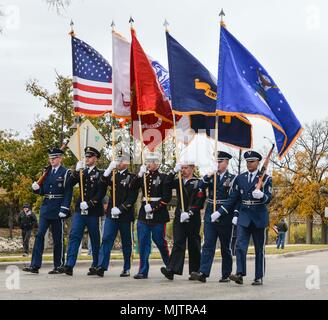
218;170;227;179
87;166;95;173
119;168;127;174
52;165;61;174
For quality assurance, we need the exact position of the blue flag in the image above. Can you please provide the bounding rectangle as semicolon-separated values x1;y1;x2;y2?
166;31;252;149
217;26;303;158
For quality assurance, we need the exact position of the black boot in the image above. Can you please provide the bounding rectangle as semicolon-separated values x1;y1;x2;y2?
48;267;64;274
87;267;98;276
96;267;105;278
251;278;263;286
64;266;73;276
22;266;39;274
120;270;130;277
219;277;231;283
133;273;148;279
189;272;206;283
229;274;243;285
160;267;174;280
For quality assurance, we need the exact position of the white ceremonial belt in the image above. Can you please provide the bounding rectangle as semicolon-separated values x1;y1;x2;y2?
242;200;261;205
142;197;161;202
45;194;64;199
207;199;228;204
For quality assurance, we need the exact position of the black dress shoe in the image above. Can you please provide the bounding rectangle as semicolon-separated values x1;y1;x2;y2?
22;266;39;274
133;273;148;279
251;278;263;286
96;267;105;278
64;266;73;276
120;270;130;277
87;267;98;276
229;274;243;285
48;267;64;274
190;272;206;283
219;277;231;283
160;267;174;280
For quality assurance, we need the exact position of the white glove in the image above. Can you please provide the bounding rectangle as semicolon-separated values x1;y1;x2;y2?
59;212;67;218
80;201;89;211
111;207;121;216
211;211;221;222
232;217;238;225
180;211;190;223
207;163;218;177
138;165;147;177
104;161;118;177
75;160;85;171
174;163;182;173
252;189;264;199
144;204;153;213
32;182;40;191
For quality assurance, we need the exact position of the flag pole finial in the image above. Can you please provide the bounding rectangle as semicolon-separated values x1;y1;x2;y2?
111;20;116;32
163;19;169;32
69;19;75;36
129;16;134;28
219;9;226;27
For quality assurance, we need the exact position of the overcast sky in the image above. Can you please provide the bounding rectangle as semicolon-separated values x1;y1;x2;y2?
0;0;327;161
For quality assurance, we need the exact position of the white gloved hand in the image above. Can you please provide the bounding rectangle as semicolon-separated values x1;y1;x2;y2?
138;165;147;177
75;160;85;171
111;207;121;216
80;201;89;211
180;211;190;223
104;161;118;177
207;163;218;177
144;204;153;213
59;212;67;219
232;217;238;225
252;189;264;199
32;182;40;191
174;163;182;173
211;211;221;222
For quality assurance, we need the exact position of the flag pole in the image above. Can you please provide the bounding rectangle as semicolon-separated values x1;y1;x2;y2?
138;114;149;204
70;20;85;204
111;21;117;209
130;16;149;203
213;116;219;212
213;9;226;212
164;19;185;213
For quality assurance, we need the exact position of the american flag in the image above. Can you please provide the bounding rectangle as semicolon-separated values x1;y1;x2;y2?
71;36;112;116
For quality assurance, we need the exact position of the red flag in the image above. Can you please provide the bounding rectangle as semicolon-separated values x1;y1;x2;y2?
130;28;174;151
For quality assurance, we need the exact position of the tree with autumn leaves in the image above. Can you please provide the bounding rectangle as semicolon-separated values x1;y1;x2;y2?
270;120;328;243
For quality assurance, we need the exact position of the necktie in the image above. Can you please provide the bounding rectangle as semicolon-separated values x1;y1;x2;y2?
52;169;56;175
248;173;253;184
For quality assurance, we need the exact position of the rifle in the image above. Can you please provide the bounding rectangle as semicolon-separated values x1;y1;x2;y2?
256;143;275;190
36;139;69;187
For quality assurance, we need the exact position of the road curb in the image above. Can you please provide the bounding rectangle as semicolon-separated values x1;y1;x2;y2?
1;248;328;269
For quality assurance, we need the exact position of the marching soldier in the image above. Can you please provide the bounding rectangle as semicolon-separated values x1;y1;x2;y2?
23;148;73;274
131;152;172;279
191;151;237;283
63;147;107;276
217;151;272;285
160;160;205;280
96;152;138;277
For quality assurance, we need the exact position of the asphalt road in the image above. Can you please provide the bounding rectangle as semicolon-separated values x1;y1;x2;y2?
0;251;327;300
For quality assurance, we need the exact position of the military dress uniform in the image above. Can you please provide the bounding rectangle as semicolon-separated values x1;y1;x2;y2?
193;152;237;282
131;157;172;279
161;170;205;279
64;147;107;276
218;151;272;285
24;148;73;273
97;166;138;277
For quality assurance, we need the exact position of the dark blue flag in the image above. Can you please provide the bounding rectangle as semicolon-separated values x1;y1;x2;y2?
217;26;303;158
166;31;252;149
